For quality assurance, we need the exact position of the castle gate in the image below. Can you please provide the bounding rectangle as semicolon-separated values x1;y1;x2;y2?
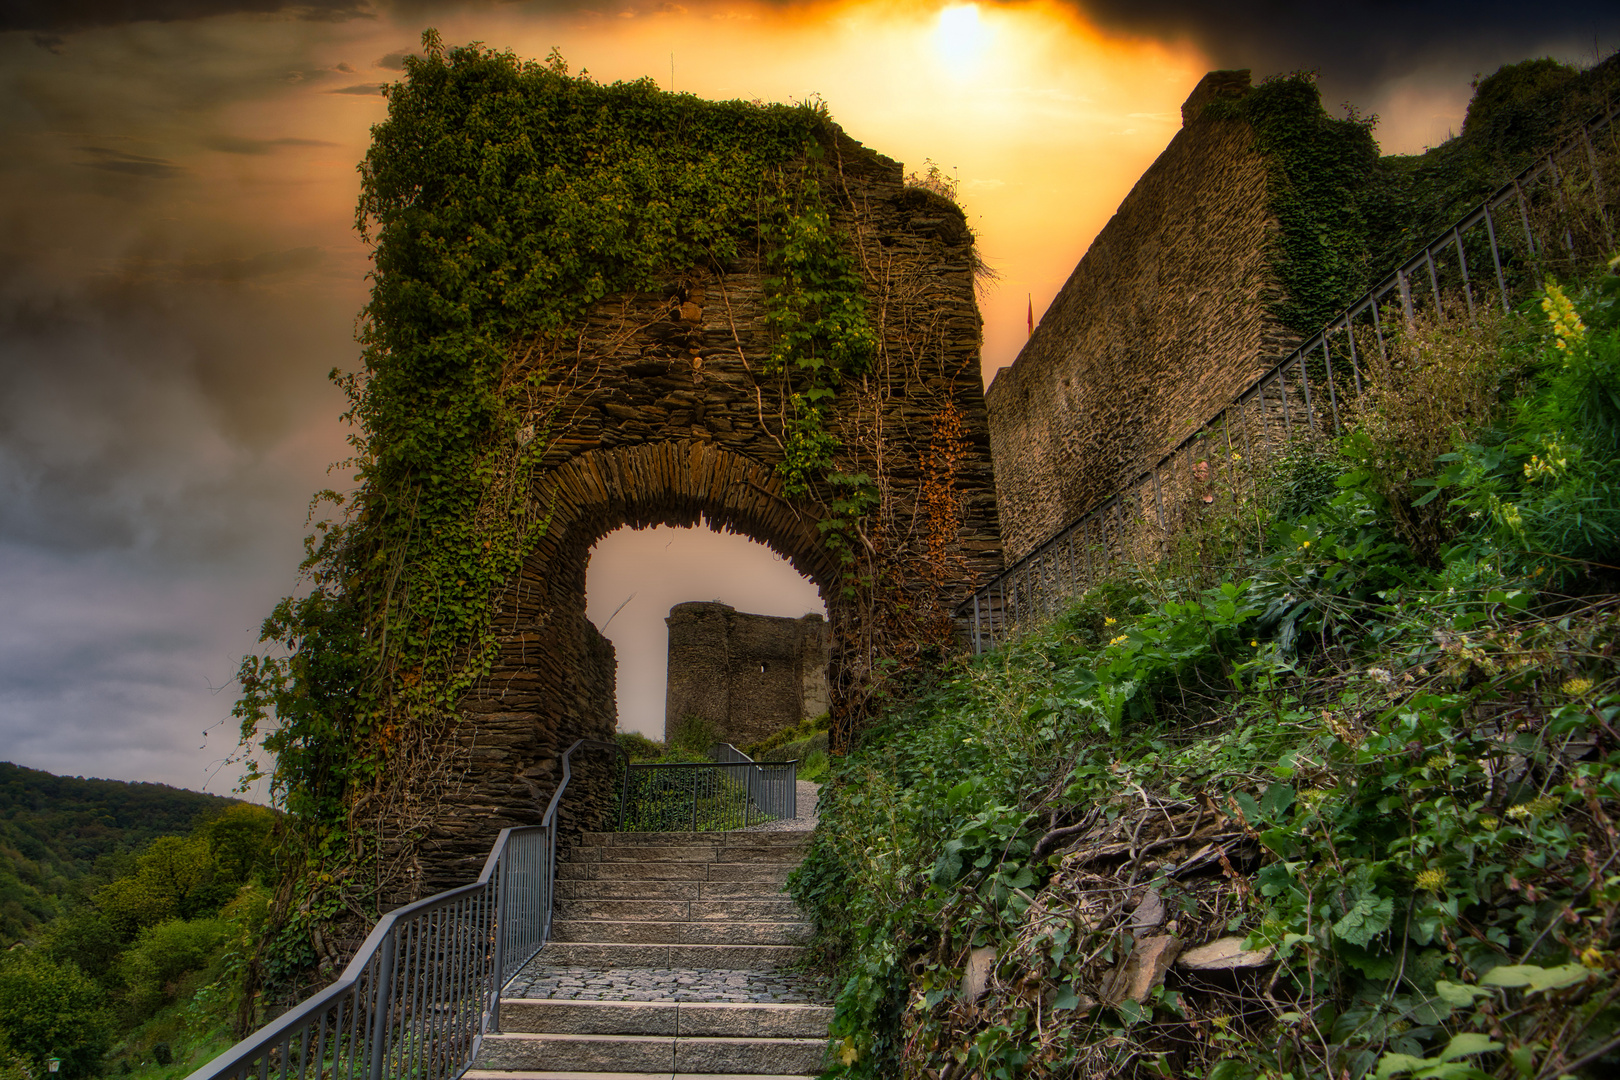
407;127;1004;891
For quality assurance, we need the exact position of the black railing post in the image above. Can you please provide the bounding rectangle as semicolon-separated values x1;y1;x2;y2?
367;932;395;1080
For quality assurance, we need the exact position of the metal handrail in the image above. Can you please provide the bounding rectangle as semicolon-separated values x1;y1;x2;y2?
957;97;1620;653
185;737;623;1080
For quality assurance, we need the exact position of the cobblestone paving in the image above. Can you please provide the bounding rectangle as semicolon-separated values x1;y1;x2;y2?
507;963;832;1003
738;781;820;833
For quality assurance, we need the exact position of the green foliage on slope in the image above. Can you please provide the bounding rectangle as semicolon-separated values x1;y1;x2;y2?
0;762;240;946
0;786;278;1080
792;268;1620;1078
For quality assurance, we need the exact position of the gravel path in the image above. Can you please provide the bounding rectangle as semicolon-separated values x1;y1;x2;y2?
507;963;832;1003
739;780;820;833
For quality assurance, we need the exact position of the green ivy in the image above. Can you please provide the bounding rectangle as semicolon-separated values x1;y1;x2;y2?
234;35;875;933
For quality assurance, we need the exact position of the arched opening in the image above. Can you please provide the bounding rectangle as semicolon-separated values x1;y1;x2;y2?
585;524;825;747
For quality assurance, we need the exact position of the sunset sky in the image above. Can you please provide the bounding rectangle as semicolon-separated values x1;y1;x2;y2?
1;0;1616;795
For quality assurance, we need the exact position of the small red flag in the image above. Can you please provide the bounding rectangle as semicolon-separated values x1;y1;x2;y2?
1027;294;1034;337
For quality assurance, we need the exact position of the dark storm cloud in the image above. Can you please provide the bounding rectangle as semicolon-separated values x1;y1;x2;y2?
0;0;373;33
1068;0;1620;99
75;146;186;178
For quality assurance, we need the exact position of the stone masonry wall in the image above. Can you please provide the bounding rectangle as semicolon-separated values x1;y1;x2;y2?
664;601;831;748
986;71;1297;561
405;125;1004;892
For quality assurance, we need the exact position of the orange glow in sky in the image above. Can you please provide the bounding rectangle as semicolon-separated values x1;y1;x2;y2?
1;0;1507;771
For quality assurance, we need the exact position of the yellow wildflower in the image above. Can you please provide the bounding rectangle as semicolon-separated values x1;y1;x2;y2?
1301;540;1311;549
1109;634;1129;647
1582;946;1606;969
1541;282;1586;353
1250;639;1259;647
1104;617;1117;626
1563;677;1594;696
1478;815;1499;831
1415;868;1449;893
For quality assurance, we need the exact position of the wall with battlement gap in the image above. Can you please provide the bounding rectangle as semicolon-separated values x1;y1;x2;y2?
986;70;1298;562
664;602;830;749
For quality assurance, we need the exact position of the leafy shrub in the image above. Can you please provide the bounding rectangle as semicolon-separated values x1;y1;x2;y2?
1431;267;1620;579
1341;297;1508;561
614;730;664;762
117;919;231;1024
743;713;830;759
798;749;830;784
794;272;1620;1077
0;950;114;1079
666;714;722;759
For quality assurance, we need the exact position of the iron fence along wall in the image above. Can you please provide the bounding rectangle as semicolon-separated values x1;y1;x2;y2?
185;738;621;1080
960;100;1620;654
617;744;797;831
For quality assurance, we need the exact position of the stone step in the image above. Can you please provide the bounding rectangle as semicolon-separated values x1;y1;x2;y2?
579;831;811;848
549;920;811;946
535;944;805;971
498;1000;832;1038
569;845;808;865
555;880;792;902
466;1072;814;1080
558;863;793;883
555;899;803;923
475;1033;828;1075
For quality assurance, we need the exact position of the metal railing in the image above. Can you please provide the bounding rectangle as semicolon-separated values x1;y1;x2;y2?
186;738;625;1080
959;98;1620;654
616;743;797;832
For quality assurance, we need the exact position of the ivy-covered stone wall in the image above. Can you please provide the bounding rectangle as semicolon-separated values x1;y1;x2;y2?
405;127;1003;892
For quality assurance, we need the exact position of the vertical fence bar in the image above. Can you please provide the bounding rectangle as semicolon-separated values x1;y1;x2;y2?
1453;226;1476;324
1580;127;1615;249
1425;249;1445;320
1483;202;1510;312
1546;155;1577;258
1320;336;1340;432
1297;351;1315;433
1514;177;1539;268
367;933;395;1080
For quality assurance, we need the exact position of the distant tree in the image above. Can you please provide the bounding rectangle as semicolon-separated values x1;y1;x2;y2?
0;1029;30;1080
39;907;122;988
0;950;113;1079
117;918;231;1023
200;804;278;885
95;836;231;938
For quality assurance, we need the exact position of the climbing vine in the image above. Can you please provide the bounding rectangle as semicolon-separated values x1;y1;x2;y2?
232;33;880;986
1207;72;1384;337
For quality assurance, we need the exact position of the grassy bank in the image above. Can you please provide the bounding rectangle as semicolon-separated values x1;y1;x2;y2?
791;266;1620;1078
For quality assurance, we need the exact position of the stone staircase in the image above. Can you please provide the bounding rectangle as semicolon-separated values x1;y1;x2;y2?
468;829;831;1080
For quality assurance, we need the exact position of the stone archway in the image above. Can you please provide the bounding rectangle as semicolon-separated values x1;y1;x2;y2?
408;129;1005;892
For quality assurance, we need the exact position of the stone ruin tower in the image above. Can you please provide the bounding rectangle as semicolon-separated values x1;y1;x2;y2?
664;602;831;749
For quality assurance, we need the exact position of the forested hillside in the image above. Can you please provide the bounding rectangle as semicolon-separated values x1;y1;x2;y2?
0;762;239;945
